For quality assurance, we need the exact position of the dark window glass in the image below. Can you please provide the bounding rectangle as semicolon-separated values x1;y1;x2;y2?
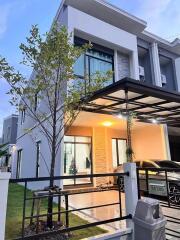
112;139;127;167
16;149;22;179
74;54;85;77
155;161;180;169
64;136;92;186
36;141;41;177
74;38;114;86
142;162;155;168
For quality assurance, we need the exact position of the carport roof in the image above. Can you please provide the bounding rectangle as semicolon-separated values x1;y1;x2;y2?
82;78;180;127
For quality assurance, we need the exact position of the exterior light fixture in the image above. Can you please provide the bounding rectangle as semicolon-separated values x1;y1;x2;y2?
117;113;123;119
117;113;127;120
102;121;113;127
151;119;158;124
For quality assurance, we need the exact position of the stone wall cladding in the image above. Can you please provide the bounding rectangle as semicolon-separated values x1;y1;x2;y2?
117;52;130;80
93;127;108;186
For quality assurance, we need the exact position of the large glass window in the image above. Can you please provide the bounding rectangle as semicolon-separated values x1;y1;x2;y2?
112;139;127;168
64;136;92;186
74;38;114;87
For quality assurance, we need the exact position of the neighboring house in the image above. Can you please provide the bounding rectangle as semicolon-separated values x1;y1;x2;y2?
1;114;18;145
12;0;180;188
0;114;18;171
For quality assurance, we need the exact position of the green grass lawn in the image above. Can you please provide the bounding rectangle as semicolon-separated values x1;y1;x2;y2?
6;184;107;240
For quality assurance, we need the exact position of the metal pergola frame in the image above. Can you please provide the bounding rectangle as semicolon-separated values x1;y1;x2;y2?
82;78;180;127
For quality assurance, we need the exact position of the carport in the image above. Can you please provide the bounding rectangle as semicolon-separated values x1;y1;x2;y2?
81;77;180;162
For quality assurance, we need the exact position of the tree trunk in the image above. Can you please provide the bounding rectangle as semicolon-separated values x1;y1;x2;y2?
47;138;56;228
47;82;58;228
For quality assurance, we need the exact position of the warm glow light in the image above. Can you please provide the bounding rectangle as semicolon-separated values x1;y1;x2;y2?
102;121;113;127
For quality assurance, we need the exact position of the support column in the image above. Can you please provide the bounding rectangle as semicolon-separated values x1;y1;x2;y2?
114;50;119;82
125;89;133;162
123;163;138;239
163;124;171;160
0;172;11;240
151;42;162;87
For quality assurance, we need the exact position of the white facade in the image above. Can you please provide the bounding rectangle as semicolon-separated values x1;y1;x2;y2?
13;0;180;181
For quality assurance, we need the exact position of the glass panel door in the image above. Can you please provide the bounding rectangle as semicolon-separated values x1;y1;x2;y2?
64;136;92;186
64;143;75;185
112;139;127;168
75;143;91;185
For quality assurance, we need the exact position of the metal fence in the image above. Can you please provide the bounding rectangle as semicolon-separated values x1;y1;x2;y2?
8;172;131;240
136;167;180;239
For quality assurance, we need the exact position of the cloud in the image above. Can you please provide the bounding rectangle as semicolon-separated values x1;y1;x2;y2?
0;3;12;38
133;0;180;40
108;0;180;41
0;0;29;39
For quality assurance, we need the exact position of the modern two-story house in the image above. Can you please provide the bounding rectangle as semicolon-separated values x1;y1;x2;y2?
12;0;180;188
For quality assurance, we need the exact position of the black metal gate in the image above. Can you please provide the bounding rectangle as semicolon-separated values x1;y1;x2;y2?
137;167;180;239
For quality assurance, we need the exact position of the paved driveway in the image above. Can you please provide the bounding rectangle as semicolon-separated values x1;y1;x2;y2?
67;190;180;238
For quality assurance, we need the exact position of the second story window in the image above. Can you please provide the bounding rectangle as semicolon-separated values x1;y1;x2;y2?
21;108;26;125
36;141;41;178
34;92;41;111
74;37;114;87
159;54;176;91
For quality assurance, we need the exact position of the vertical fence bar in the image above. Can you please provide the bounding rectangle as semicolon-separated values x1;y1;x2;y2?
65;194;69;228
22;181;27;238
165;170;171;208
30;196;35;225
58;194;61;222
145;169;149;196
118;176;122;218
136;168;141;199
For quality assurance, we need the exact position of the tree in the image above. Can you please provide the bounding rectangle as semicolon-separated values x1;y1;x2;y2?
0;143;8;158
0;24;112;228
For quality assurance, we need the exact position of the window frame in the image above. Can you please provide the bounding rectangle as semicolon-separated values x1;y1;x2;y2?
74;37;115;84
16;149;22;179
64;135;93;186
21;109;26;125
36;141;41;178
112;138;127;168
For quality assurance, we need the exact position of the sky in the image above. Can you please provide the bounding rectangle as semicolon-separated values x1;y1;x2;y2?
0;0;180;136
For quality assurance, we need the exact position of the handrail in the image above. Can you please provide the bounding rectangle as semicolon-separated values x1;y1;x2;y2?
10;172;129;183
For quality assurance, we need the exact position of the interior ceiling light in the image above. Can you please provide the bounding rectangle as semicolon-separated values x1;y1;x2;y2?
102;121;113;127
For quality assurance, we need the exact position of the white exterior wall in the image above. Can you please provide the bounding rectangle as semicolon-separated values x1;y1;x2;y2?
14;5;140;180
14;121;63;189
13;3;180;180
13;7;69;182
67;6;139;80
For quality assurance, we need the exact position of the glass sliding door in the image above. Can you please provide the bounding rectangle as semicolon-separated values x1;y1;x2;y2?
64;136;92;186
112;139;127;168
